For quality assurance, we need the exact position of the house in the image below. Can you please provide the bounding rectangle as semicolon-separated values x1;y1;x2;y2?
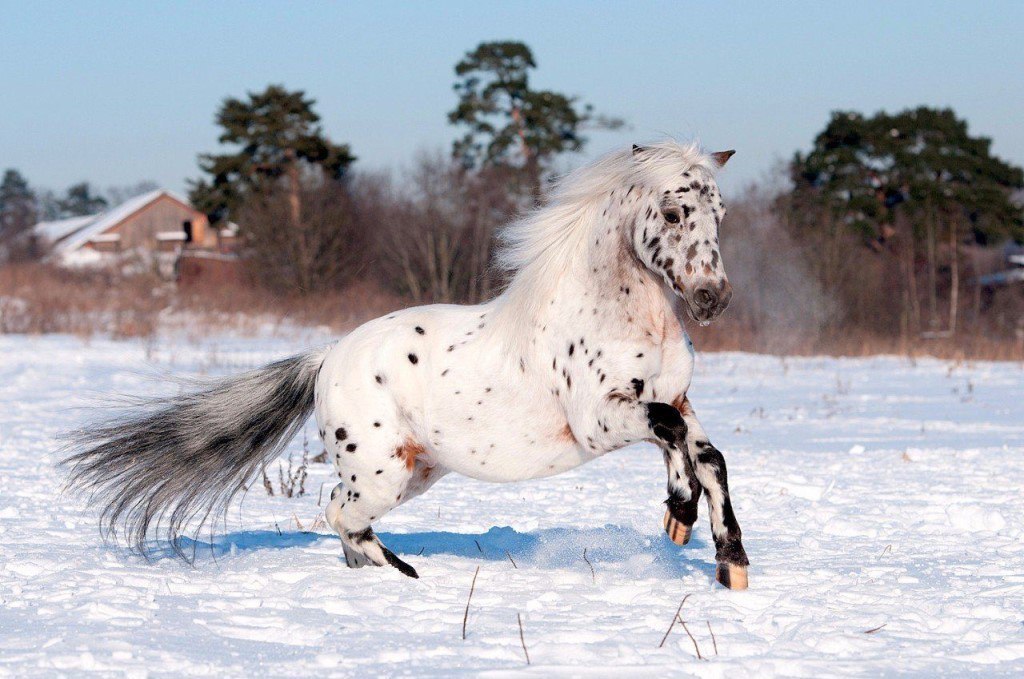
31;190;217;277
976;243;1024;288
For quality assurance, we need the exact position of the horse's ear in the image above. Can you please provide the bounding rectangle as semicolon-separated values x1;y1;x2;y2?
711;150;736;167
632;144;647;157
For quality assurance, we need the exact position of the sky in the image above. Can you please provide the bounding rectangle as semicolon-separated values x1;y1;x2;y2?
2;1;1022;199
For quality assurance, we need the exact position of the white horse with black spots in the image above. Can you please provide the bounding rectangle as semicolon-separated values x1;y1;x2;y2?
66;141;750;589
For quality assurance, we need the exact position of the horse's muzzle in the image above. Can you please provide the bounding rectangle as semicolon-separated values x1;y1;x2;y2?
687;279;732;323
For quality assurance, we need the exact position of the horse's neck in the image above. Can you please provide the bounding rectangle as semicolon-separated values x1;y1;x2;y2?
592;212;668;328
546;201;671;344
488;187;671;361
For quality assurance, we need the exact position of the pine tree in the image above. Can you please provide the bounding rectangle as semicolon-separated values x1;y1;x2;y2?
791;107;1023;245
0;169;39;261
0;169;37;238
59;182;108;217
790;107;1024;333
448;41;621;196
188;85;355;226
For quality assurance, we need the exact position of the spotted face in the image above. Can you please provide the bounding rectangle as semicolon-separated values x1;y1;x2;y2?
633;162;733;323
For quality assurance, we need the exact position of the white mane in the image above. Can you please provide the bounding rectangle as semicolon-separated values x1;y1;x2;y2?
495;140;715;276
488;140;720;358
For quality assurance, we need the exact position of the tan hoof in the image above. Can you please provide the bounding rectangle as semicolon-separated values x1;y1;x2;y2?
663;510;692;546
715;563;748;590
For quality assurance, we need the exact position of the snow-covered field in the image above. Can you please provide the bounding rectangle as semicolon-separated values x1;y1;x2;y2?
1;332;1022;677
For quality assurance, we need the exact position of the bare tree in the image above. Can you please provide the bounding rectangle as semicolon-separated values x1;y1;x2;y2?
238;177;369;294
373;152;519;304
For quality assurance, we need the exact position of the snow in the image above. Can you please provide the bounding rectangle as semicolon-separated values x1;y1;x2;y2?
1;333;1023;676
31;214;99;244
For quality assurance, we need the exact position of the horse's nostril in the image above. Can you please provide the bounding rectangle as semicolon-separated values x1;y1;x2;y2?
694;288;717;309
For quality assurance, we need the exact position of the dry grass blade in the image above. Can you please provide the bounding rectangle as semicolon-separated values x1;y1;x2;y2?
583;548;595;582
317;481;331;507
506;550;517;569
680;619;703;659
864;623;887;634
462;566;480;641
706;620;719;656
659;594;692;648
517;612;530;665
261;466;274;496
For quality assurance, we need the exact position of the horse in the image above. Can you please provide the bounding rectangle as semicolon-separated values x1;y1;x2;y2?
64;141;750;589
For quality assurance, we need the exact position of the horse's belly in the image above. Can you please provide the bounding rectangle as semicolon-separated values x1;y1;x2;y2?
436;434;591;482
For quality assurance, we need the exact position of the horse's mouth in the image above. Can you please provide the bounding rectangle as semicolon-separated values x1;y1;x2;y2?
685;303;722;324
674;278;732;324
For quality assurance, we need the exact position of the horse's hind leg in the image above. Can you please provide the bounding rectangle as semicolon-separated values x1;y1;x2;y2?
325;478;420;578
322;429;446;579
677;396;749;590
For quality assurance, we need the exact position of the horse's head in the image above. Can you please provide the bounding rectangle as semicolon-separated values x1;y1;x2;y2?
630;145;734;324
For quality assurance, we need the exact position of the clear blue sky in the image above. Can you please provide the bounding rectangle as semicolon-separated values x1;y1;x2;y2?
2;1;1021;197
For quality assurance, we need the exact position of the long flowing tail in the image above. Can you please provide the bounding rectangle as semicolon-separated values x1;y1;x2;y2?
63;347;329;558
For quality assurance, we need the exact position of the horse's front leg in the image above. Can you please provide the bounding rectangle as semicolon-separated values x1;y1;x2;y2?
676;396;749;590
661;437;702;547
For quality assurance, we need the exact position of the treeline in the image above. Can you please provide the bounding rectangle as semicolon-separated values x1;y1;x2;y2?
3;40;1022;353
185;42;622;302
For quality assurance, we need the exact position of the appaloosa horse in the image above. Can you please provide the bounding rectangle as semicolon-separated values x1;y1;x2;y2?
66;141;750;589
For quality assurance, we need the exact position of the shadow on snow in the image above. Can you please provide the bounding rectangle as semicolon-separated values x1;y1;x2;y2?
160;524;714;578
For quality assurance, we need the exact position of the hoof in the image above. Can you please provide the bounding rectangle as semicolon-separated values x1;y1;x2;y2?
715;563;748;590
663;510;692;546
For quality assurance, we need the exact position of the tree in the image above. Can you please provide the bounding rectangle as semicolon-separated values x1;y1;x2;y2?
60;182;108;217
0;168;38;259
189;85;355;226
238;179;368;294
375;151;518;304
791;107;1023;244
448;41;621;195
33;189;62;222
789;107;1024;333
1;169;37;240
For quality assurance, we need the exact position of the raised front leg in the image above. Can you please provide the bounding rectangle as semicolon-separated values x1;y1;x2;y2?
676;396;749;590
661;439;702;546
645;401;701;544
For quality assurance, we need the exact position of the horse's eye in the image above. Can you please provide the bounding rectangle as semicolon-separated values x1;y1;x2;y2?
663;211;680;224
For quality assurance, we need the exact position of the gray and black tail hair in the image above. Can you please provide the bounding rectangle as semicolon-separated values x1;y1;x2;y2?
63;347;329;559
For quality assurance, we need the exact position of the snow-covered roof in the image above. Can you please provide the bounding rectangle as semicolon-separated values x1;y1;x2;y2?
32;214;99;243
50;189;195;256
89;233;121;243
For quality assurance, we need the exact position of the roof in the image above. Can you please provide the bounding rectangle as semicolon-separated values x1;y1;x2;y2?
32;214;98;243
31;189;197;256
977;268;1024;286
